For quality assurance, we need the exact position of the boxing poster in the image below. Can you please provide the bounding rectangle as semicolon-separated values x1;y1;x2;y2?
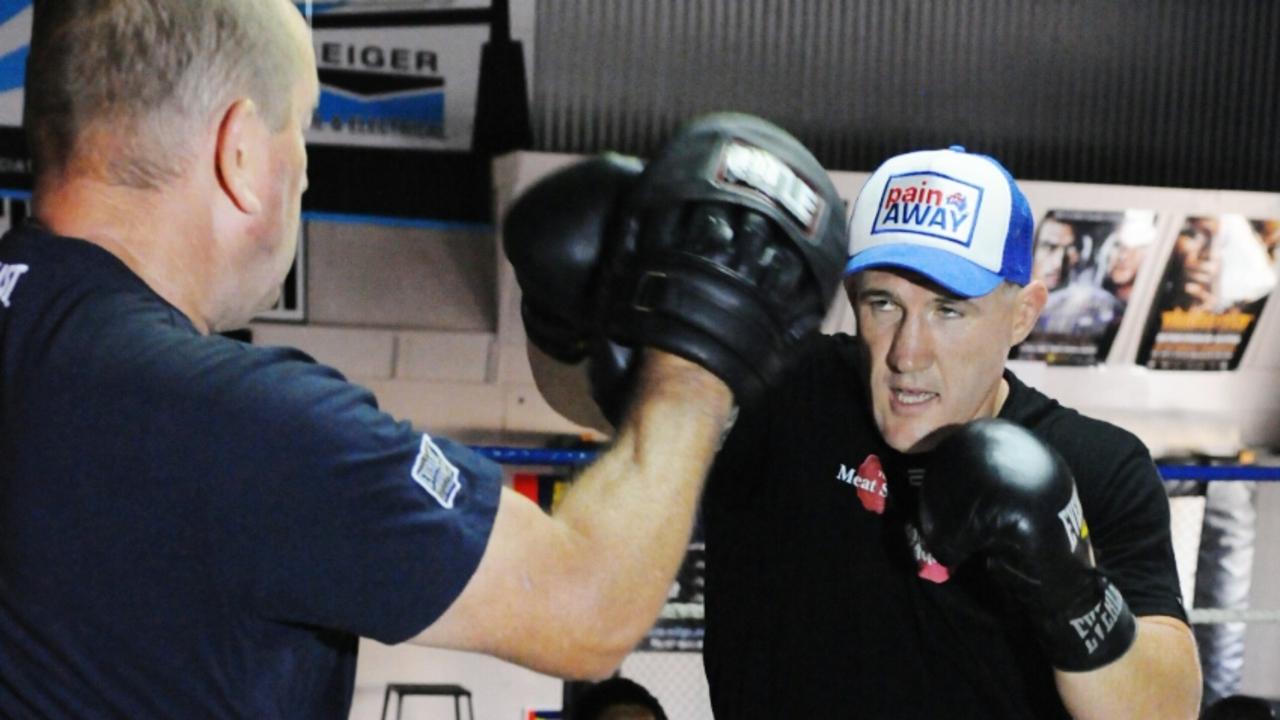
1013;209;1159;365
1137;215;1279;371
638;541;705;653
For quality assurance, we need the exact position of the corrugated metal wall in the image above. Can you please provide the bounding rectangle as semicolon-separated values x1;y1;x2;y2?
532;0;1280;190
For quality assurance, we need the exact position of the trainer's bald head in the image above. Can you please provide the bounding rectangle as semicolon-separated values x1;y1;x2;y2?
25;0;310;190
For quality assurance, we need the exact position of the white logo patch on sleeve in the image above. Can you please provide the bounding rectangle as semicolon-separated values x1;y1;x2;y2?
411;433;461;508
0;262;29;308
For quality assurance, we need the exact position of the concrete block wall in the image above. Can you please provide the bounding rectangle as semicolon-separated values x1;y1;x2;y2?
249;216;601;445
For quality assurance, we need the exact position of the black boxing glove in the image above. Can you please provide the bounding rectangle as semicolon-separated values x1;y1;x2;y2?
601;113;848;406
913;419;1137;672
503;154;644;421
504;153;644;364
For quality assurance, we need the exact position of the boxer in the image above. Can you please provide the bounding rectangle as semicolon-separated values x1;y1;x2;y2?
699;147;1202;719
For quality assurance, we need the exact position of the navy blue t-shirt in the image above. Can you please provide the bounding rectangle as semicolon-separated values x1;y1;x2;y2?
0;224;501;718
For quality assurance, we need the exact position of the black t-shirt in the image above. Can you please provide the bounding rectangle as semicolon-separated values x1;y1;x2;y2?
0;225;501;719
703;334;1185;719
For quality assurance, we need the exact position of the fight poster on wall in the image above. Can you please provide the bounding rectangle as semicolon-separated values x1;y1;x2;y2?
638;540;705;653
1013;209;1159;365
1138;215;1279;371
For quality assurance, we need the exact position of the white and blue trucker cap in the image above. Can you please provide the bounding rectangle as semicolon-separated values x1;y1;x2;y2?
843;146;1034;298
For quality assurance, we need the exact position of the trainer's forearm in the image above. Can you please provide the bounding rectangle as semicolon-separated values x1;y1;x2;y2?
1055;616;1201;720
409;351;732;678
549;352;732;669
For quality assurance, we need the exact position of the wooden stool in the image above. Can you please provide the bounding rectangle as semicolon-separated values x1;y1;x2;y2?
380;683;474;720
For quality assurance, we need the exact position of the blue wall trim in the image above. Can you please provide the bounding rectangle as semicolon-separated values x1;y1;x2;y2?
302;210;492;232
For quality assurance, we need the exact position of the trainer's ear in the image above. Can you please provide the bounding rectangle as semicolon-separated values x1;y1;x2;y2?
214;98;264;215
1010;280;1048;345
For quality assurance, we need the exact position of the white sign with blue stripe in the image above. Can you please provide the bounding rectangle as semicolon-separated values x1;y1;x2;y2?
307;22;485;151
0;1;32;129
0;1;484;151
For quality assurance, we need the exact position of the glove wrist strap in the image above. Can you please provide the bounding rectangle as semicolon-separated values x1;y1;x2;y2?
1038;574;1137;672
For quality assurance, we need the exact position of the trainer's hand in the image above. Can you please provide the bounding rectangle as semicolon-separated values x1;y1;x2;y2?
913;419;1137;672
629;349;734;425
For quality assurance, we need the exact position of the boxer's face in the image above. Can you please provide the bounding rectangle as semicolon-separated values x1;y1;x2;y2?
849;269;1042;453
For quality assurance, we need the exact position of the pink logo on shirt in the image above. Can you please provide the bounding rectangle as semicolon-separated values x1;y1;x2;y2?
853;454;889;514
906;524;950;584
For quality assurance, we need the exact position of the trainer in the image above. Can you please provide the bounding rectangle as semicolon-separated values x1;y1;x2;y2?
0;1;845;717
701;147;1202;719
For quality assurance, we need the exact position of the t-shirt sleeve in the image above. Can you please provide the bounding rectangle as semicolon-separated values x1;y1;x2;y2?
203;347;502;644
1075;429;1188;623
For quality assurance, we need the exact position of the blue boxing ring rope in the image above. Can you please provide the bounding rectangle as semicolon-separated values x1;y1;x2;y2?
471;445;1280;480
1154;465;1280;481
470;446;598;467
473;444;1280;628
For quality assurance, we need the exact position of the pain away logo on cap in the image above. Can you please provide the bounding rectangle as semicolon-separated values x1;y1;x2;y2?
870;171;984;248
